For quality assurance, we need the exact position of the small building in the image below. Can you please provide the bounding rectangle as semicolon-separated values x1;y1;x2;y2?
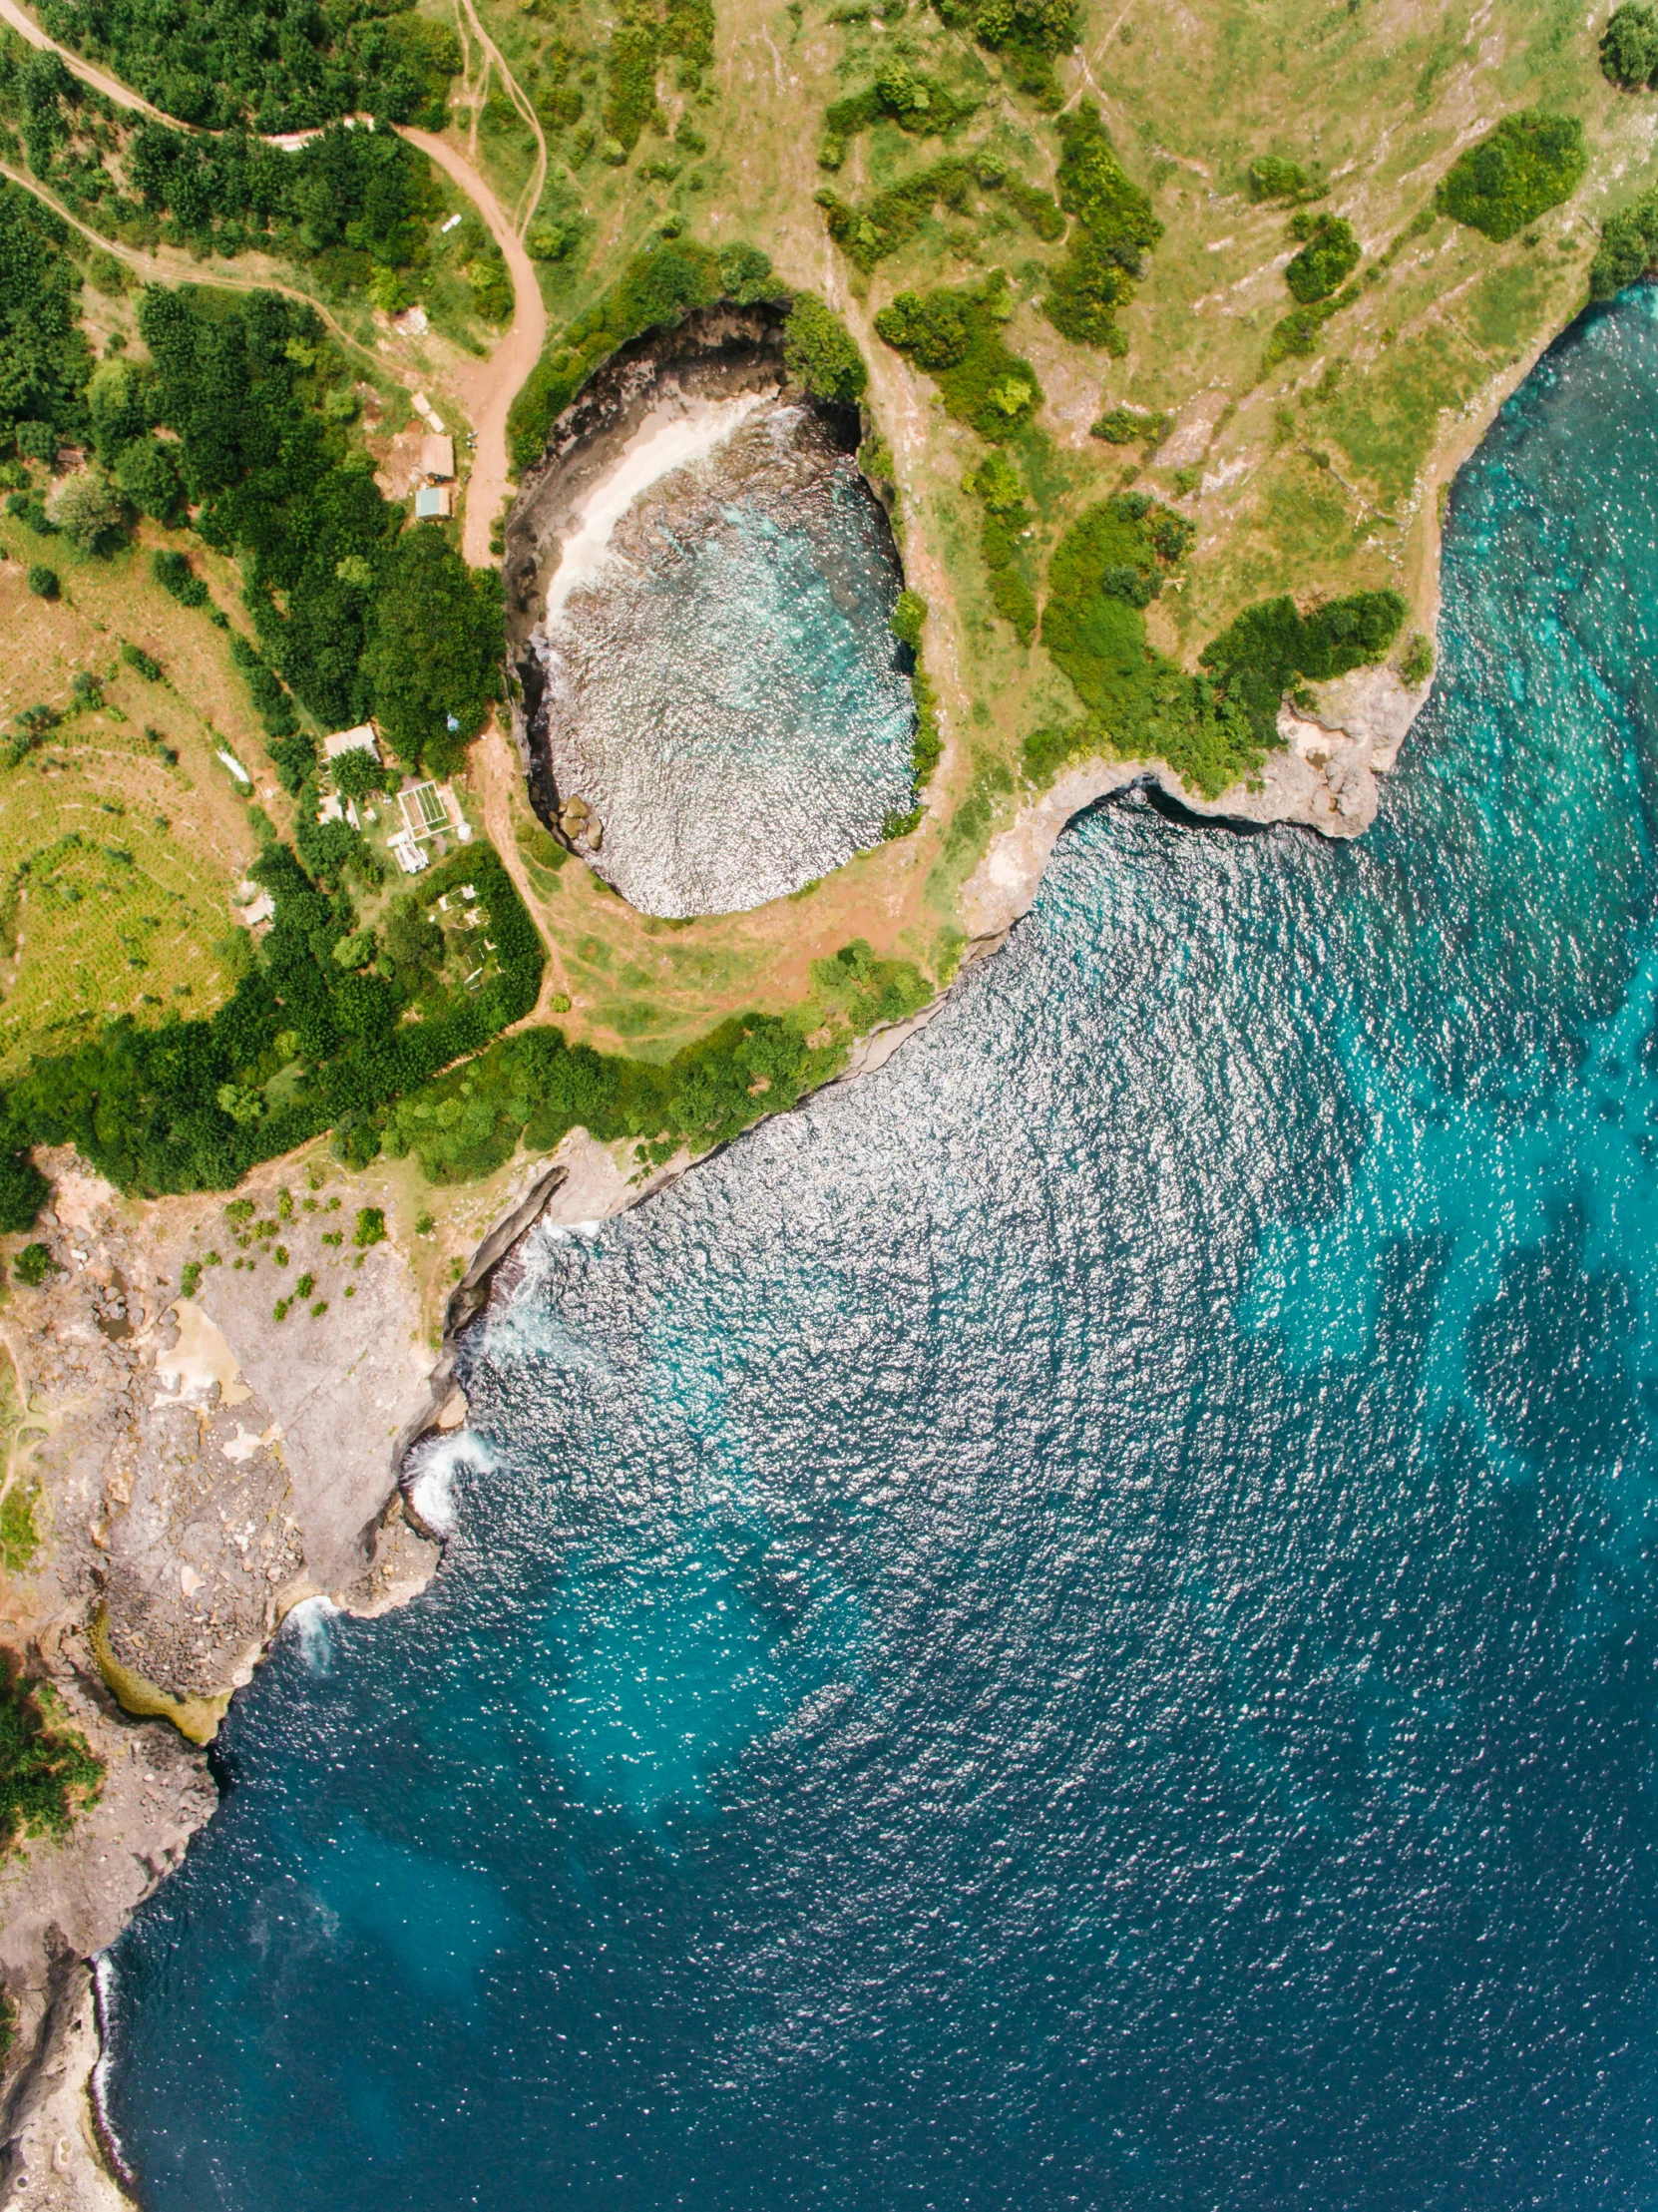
415;484;453;520
420;433;455;482
325;723;380;763
389;832;429;875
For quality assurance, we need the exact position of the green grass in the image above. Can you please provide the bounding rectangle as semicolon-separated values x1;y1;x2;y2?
0;1476;40;1569
0;1657;102;1856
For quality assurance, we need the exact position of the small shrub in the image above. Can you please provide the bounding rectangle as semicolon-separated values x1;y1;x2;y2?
1092;404;1169;447
180;1259;202;1297
1436;111;1586;243
967;451;1037;643
25;566;58;600
1284;214;1360;303
526;219;577;261
1399;631;1435;687
0;1657;103;1853
353;1205;387;1248
890;590;928;648
152;549;208;608
121;641;163;680
12;1243;54;1287
1247;154;1321;203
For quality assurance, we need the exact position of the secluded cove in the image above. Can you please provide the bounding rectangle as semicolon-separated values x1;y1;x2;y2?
502;307;916;919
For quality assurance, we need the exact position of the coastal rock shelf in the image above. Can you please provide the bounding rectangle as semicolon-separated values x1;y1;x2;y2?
505;313;915;918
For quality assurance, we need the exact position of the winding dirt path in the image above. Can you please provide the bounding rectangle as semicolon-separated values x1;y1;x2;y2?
450;0;548;236
400;127;546;565
0;0;547;568
0;156;395;372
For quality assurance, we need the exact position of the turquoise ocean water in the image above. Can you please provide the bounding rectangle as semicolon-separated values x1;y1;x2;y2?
103;286;1658;2207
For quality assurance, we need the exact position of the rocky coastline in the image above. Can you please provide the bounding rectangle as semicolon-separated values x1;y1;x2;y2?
0;268;1480;2212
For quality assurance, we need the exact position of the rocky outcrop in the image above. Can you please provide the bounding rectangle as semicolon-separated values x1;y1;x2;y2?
961;662;1433;943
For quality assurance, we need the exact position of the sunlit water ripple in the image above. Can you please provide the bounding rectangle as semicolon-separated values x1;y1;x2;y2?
104;286;1658;2209
533;399;915;918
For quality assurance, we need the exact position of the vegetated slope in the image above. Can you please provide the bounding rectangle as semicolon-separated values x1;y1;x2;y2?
33;0;458;131
483;0;1642;812
1;0;1654;1208
0;37;516;348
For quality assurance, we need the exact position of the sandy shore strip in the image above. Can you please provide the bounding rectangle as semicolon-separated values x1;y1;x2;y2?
542;392;766;620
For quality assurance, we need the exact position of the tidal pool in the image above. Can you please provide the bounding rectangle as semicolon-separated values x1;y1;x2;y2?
525;395;916;919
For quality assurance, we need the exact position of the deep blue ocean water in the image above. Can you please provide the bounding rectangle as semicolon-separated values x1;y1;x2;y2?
104;287;1658;2209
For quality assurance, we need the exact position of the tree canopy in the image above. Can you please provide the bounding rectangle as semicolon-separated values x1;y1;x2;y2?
362;525;505;774
1436;111;1586;243
0;183;92;459
36;0;459;133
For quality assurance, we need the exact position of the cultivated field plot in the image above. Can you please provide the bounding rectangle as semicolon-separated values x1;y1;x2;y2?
0;534;265;1076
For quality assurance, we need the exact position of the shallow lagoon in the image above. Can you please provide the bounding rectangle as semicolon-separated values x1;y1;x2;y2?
105;288;1658;2208
529;396;916;918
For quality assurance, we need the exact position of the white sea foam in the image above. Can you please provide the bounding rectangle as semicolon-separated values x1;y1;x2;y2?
286;1593;339;1676
91;1954;141;2192
543;393;764;622
406;1429;501;1537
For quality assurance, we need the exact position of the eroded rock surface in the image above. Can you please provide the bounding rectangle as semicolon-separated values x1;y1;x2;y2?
961;664;1433;943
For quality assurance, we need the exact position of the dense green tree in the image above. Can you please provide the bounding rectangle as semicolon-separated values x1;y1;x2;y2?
113;435;184;521
85;356;157;463
1042;106;1161;351
0;1151;46;1232
0;185;92;459
139;285;398;727
0;1656;102;1853
36;0;459;133
1284;214;1360;304
362;524;504;772
1436;111;1586;243
1591;178;1658;297
782;296;869;404
46;468;125;553
1601;3;1658;87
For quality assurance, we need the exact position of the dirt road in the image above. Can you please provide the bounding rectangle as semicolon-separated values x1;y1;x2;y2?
400;127;547;566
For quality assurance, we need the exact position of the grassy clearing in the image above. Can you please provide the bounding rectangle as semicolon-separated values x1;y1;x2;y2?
0;529;262;1075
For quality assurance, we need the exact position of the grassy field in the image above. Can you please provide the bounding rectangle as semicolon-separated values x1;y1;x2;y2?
0;524;270;1075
